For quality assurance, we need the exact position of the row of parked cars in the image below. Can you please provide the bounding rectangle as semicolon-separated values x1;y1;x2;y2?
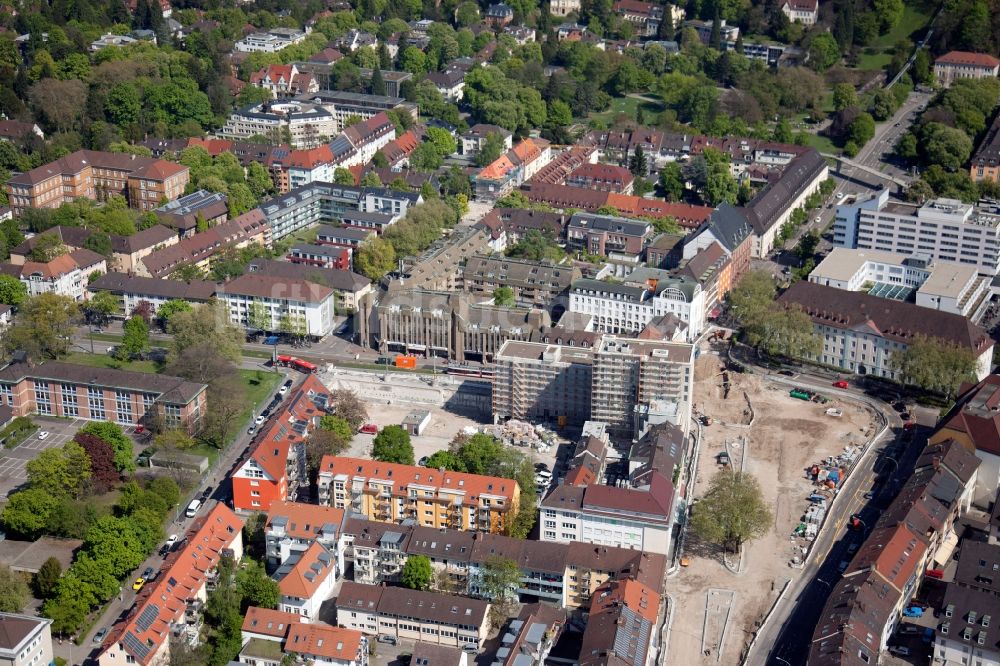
248;379;295;435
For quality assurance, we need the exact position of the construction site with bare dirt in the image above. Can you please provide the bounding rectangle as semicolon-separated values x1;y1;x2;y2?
666;347;880;665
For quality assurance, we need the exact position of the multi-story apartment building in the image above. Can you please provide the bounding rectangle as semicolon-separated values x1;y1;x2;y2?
0;248;106;301
337;519;668;611
343;518;411;586
88;273;217;318
493;337;694;436
809;248;991;319
389;225;498;293
612;0;664;36
472;138;552;199
275;541;338;619
540;424;681;554
459;124;513;158
231;374;332;512
220;102;336;149
265;500;346;569
566;212;653;257
99;504;243;666
139;208;270;278
250;63;319;97
154;189;229;237
971;113;1000;184
568;271;706;341
0;359;207;432
374;290;550;362
287;243;351;270
259;183;420;241
780;0;817;24
335;583;490;649
0;614;53;666
6;150;189;216
549;0;580;16
326;113;397;170
590;337;694;437
246;258;373;313
218;273;337;338
934;51;1000;87
462;256;580;309
778;281;994;381
303;90;417;134
492;342;595;426
834;190;1000;276
317;457;521;534
108;224;179;272
234;28;308;52
564;163;634;194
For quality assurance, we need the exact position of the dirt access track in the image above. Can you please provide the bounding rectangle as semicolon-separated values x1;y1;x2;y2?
667;350;878;665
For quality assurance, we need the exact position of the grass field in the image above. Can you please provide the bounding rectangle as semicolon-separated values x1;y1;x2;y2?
64;351;161;374
802;132;839;154
859;1;935;71
588;95;665;126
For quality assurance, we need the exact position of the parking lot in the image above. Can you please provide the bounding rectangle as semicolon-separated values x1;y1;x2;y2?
0;416;87;497
0;416;148;498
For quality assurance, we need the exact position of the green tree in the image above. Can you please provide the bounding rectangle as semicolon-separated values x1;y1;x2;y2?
1;489;59;539
690;471;772;553
33;556;62;599
333;168;355;185
0;275;26;307
319;415;353;443
168;300;243;365
148;476;180;509
0;565;29;613
370;67;386;96
117;315;150;361
659;161;685;201
247;300;271;332
922;122;973;170
79;421;135;473
628;145;648;178
754;308;822;359
728;271;777;330
808;32;841;72
372;425;414;465
475;132;507;168
2;293;79;359
478;555;520;628
156;298;192;329
832;83;858;112
890;335;977;397
424;450;464;470
401;554;433;590
704;162;738;205
235;560;279;611
493;286;515;307
847;112;875;149
354;236;397;281
27;443;92;500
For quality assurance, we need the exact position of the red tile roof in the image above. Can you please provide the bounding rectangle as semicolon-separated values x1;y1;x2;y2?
102;503;243;665
287;145;334;170
936;51;1000;68
277;541;336;599
266;501;345;540
242;606;304;639
285;623;364;662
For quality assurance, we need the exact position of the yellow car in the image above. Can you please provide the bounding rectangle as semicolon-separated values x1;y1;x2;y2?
131;577;145;592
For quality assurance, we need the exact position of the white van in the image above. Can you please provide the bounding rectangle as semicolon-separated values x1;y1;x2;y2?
185;499;202;518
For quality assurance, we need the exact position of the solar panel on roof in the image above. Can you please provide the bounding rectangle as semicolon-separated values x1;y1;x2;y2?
135;604;160;632
123;632;152;660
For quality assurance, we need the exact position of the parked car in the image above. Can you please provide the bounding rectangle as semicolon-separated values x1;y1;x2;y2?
279;385;289;396
837;560;849;573
889;646;911;656
359;424;378;434
131;577;146;591
37;431;49;440
254;415;266;425
832;380;849;389
201;486;214;500
93;627;109;644
142;566;155;580
418;456;429;467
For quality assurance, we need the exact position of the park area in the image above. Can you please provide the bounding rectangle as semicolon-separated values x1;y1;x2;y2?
667;349;878;664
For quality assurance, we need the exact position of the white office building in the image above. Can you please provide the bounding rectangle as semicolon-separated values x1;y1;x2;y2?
220;102;335;149
809;247;991;319
218;273;337;338
568;270;706;342
234;28;308;53
833;190;1000;276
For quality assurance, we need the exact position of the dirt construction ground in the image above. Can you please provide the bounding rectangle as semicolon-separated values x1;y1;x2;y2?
668;350;878;664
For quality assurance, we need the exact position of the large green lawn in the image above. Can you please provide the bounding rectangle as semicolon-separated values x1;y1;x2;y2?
64;351;161;374
858;1;935;71
588;95;665;126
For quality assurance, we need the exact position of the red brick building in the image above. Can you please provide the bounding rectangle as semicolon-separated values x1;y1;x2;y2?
0;360;207;432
